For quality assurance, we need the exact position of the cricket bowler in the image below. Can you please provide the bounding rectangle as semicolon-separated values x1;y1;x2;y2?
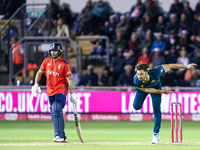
133;61;197;144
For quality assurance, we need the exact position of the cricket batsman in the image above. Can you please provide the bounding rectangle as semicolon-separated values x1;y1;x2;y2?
133;61;197;144
31;42;78;142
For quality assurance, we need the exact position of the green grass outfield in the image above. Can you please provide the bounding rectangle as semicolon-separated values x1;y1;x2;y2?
0;120;200;150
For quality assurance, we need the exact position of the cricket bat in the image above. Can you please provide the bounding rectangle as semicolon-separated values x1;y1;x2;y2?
73;104;85;143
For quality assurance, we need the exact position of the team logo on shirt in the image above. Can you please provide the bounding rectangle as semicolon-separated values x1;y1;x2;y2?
58;64;61;69
47;63;51;66
151;80;156;84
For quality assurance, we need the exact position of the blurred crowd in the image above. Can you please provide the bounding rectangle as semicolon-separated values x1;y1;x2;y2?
0;0;25;19
77;0;200;87
6;0;200;87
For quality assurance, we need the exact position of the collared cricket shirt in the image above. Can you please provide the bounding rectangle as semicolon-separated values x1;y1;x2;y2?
134;66;166;90
40;56;71;96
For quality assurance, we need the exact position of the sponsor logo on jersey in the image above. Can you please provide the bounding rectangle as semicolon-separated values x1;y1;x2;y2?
47;63;51;66
151;80;156;84
67;71;71;75
58;64;61;69
47;69;59;76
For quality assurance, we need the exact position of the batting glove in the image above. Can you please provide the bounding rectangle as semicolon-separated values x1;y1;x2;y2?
31;83;41;97
70;93;78;105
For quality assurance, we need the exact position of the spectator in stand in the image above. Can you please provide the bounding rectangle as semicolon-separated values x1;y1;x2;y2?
165;14;179;36
49;0;59;20
1;0;17;19
165;32;179;51
112;48;126;85
182;1;194;24
57;3;72;26
125;32;140;56
129;0;146;27
195;0;200;19
125;48;138;67
21;62;38;79
145;0;160;24
139;30;152;53
115;15;129;37
56;18;70;37
179;13;190;33
163;46;179;86
184;67;197;82
11;36;24;75
152;47;165;67
50;20;58;36
77;0;93;34
165;46;179;64
86;0;110;34
80;65;98;86
151;32;165;53
191;71;200;87
141;13;153;34
137;47;152;65
188;36;200;62
168;0;183;19
38;0;59;34
0;0;9;18
117;64;134;86
191;13;200;42
154;15;166;34
148;62;154;68
176;50;189;81
111;32;127;57
193;35;200;50
99;66;112;86
71;66;80;86
0;0;8;16
100;15;117;41
193;51;200;68
176;30;190;53
123;33;139;65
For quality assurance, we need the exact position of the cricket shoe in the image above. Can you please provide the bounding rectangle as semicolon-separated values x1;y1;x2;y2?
63;136;67;143
52;136;65;143
151;133;160;144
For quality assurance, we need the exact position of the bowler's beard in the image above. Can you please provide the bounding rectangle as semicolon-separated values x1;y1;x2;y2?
143;75;148;82
139;78;144;81
139;75;147;82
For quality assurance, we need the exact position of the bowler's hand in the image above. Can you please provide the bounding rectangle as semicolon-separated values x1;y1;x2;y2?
31;83;41;97
187;63;197;69
162;87;172;95
70;93;78;105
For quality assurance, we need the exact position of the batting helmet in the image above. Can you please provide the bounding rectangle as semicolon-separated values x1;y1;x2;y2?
48;42;63;56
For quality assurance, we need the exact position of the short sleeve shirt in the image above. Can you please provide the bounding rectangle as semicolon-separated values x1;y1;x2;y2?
40;57;71;96
134;66;165;90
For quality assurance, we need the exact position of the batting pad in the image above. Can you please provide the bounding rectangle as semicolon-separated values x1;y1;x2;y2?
51;102;65;138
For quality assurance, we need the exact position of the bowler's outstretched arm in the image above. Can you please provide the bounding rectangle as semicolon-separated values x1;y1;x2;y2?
162;63;197;73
